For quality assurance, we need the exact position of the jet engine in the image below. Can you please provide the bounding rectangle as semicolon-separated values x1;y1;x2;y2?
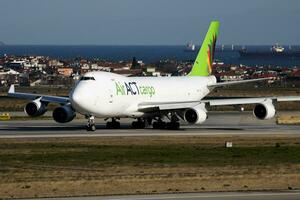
24;99;47;117
184;106;207;124
52;105;76;123
253;100;276;120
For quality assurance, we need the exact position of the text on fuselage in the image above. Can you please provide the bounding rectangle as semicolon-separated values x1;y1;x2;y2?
115;81;155;97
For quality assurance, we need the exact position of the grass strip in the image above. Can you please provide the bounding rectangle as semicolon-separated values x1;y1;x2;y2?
1;143;300;168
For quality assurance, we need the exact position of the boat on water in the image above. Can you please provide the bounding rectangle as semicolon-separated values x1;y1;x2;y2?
184;42;196;52
271;44;284;53
239;44;300;58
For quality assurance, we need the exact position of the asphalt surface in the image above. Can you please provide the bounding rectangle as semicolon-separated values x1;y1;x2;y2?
2;112;300;200
0;111;300;138
23;191;300;200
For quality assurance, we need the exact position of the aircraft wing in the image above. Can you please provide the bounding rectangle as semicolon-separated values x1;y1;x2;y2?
204;96;300;106
7;85;69;104
138;96;300;112
207;77;273;89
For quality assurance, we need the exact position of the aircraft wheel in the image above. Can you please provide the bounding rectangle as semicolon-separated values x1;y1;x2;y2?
131;121;145;129
146;118;152;125
86;124;96;131
86;115;96;131
90;124;96;131
113;121;121;129
106;121;120;129
166;122;180;130
106;122;112;129
153;121;166;129
152;122;158;129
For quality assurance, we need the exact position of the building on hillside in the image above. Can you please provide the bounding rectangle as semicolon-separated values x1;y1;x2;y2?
57;67;73;76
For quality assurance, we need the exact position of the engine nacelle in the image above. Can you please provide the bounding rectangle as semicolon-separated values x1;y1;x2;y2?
24;99;47;117
184;106;207;124
53;105;76;123
253;100;276;120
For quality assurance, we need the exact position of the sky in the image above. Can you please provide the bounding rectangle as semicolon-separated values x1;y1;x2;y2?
0;0;299;45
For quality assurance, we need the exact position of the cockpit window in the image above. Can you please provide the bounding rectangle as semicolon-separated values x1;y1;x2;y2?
80;76;95;81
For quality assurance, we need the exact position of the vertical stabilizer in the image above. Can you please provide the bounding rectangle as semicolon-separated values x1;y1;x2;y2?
188;21;219;76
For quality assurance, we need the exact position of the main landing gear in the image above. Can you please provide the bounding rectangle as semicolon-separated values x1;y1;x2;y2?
153;118;180;130
85;115;179;131
86;115;96;131
153;119;166;129
106;118;120;129
131;118;146;129
166;121;180;130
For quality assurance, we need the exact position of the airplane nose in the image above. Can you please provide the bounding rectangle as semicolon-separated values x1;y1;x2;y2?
70;89;83;107
70;84;95;113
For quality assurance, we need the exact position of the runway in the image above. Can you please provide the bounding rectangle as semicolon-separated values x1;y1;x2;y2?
1;112;300;138
23;191;300;200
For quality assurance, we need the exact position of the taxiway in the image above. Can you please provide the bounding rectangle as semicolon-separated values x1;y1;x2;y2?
0;112;299;138
23;191;300;200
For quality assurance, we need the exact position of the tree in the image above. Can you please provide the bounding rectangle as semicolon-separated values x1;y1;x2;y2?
131;57;140;69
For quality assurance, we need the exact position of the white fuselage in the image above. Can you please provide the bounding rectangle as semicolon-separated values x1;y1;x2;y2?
70;72;216;117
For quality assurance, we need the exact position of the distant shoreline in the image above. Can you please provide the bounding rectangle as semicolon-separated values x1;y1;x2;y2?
1;45;300;66
1;44;300;47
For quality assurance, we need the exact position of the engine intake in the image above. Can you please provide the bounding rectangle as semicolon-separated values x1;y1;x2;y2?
24;99;47;117
253;100;276;120
53;105;76;123
184;106;207;124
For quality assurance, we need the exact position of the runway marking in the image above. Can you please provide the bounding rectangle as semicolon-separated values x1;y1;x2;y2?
0;132;237;139
2;130;300;139
31;191;300;200
96;191;300;200
0;129;300;139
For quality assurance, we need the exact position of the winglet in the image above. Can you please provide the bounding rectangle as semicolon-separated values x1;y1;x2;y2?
8;85;15;94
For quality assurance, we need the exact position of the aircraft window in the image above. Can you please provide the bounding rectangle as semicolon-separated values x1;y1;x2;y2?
80;76;95;81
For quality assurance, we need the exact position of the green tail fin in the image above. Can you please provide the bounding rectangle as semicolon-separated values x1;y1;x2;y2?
188;21;219;77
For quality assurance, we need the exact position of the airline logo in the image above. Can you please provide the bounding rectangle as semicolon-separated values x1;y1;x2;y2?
207;35;217;74
115;81;155;97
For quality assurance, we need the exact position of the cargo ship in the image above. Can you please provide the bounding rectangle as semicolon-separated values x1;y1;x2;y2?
239;44;300;58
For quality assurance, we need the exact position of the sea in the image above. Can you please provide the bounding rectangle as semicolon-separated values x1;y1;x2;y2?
1;45;300;67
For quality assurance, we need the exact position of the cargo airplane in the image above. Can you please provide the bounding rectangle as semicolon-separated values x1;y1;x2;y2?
8;21;300;131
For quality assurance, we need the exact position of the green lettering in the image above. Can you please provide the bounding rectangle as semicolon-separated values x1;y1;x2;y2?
115;82;125;95
138;85;155;97
150;86;155;97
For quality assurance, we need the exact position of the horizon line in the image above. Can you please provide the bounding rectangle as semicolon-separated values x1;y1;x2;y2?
1;44;300;46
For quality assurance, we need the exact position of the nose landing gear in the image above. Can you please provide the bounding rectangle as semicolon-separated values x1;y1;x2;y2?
86;115;96;131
